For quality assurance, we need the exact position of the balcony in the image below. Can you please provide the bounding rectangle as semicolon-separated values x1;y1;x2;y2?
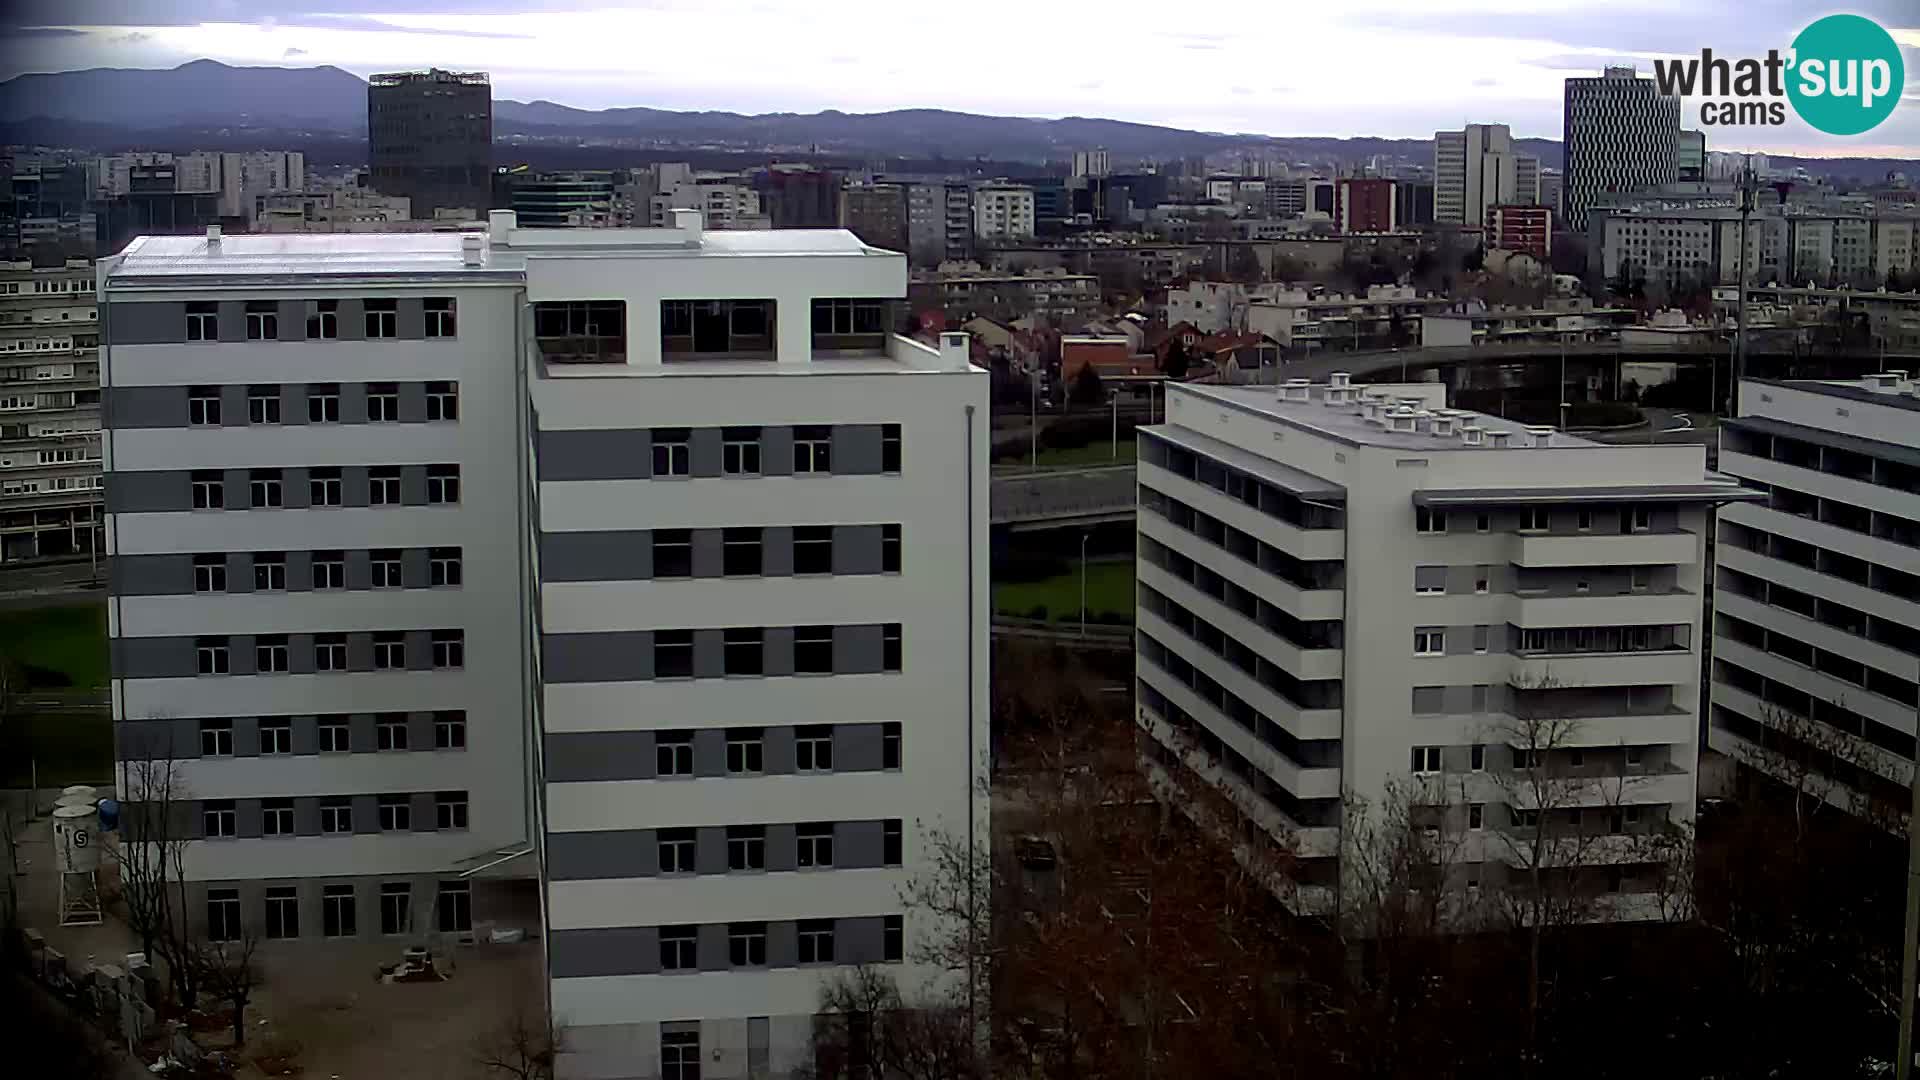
811;298;894;357
661;299;775;361
1513;529;1698;568
1509;649;1695;689
533;300;626;365
1514;591;1699;627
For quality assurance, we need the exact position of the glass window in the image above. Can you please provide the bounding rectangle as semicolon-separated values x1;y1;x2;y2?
796;822;834;868
796;725;833;771
656;731;694;776
430;547;462;587
309;467;342;507
426;381;458;421
793;425;832;473
322;884;356;937
653;530;692;578
247;386;281;424
882;423;901;473
432;630;464;669
308;383;340;423
315;633;348;671
199;718;233;757
884;819;903;865
729;922;767;967
427;464;460;504
727;825;766;871
658;828;695;873
365;298;398;338
321;798;353;834
797;919;835;964
652;429;690;476
724;627;763;675
376;712;409;750
727;728;763;774
435;711;467;749
882;524;901;572
378;794;411;831
883;723;901;770
188;387;221;426
435;791;468;830
253;552;285;591
206;889;242;942
793;527;833;574
654;630;693;678
723;528;762;576
722;427;760;475
369;466;401;504
367;382;399;422
258;716;291;754
379;882;411;934
435;881;470;932
424;297;456;337
319;715;350;752
660;926;698;971
193;554;226;593
795;625;834;673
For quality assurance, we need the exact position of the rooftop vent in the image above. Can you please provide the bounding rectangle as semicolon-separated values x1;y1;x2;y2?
1432;414;1458;436
1867;372;1903;393
205;224;221;246
1489;430;1513;448
460;234;483;267
1328;371;1351;389
1325;385;1353;406
1523;424;1556;446
1388;408;1416;433
1281;378;1311;403
1461;424;1485;446
1411;409;1434;433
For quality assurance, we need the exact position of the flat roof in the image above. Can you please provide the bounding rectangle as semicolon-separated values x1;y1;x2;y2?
1414;484;1763;507
1178;382;1590;451
1747;377;1920;414
1141;425;1344;501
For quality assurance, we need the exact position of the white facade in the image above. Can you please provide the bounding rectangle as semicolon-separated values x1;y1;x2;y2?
102;214;990;1080
1711;376;1920;818
1073;148;1112;178
972;185;1035;242
1137;378;1750;913
0;258;102;561
1434;124;1534;227
1599;207;1919;288
1562;67;1681;232
649;177;767;230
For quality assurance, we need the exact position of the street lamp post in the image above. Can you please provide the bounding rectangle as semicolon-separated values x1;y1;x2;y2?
1110;389;1119;460
1079;531;1091;639
1029;365;1039;470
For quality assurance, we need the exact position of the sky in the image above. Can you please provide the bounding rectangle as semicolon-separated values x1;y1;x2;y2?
1;0;1918;157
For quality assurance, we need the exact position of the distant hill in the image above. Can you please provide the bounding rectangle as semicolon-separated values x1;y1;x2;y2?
2;60;1912;182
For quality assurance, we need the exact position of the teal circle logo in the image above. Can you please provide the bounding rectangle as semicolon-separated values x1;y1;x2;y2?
1787;14;1905;136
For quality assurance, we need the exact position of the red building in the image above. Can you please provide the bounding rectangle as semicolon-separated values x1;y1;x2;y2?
1488;204;1553;259
1334;177;1397;234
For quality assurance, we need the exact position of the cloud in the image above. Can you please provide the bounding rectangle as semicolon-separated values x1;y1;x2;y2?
291;14;533;39
113;31;152;43
1230;86;1253;96
1;26;84;38
1473;76;1498;87
283;46;306;58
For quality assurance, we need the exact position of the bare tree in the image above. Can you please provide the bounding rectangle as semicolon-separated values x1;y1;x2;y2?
1731;700;1902;839
474;998;564;1080
112;726;198;1005
193;927;261;1047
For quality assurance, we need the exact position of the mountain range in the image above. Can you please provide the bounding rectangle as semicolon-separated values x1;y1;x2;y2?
2;60;1911;181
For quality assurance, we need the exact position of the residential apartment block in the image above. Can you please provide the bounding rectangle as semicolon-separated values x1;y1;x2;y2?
1710;376;1920;819
1597;205;1919;289
1434;124;1537;228
1;257;102;561
972;184;1036;243
101;211;988;1080
1135;376;1753;912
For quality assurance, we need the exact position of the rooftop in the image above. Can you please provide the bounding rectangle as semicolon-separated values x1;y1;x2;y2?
1748;376;1920;414
1178;380;1592;451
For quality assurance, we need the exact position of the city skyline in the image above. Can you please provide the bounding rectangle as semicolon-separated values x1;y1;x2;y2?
1;0;1916;158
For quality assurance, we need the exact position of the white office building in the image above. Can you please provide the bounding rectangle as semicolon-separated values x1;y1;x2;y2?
1562;67;1680;232
1135;376;1753;913
1434;124;1537;227
102;211;989;1079
1710;375;1920;820
972;184;1036;242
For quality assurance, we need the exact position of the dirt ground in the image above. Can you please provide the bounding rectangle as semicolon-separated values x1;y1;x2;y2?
10;792;545;1079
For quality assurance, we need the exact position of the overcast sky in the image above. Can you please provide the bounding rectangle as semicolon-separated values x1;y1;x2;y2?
2;0;1917;156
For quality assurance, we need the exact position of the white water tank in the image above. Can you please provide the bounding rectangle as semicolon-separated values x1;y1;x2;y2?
61;785;97;800
52;804;100;872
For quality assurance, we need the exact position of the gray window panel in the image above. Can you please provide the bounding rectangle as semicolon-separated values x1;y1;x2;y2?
407;712;435;751
106;471;187;514
288;634;316;675
695;827;728;875
105;386;189;429
833;525;884;575
543;631;654;683
401;548;430;588
398;382;428;422
284;551;312;593
1472;625;1490;653
399;465;429;506
698;923;729;972
689;427;724;478
546;829;656;881
344;550;372;589
1411;686;1446;714
107;301;185;344
693;728;726;778
540;531;651;582
180;802;203;840
334;299;365;341
222;469;250;510
351;795;381;835
338;381;368;424
290;715;319;755
276;300;306;341
1490;624;1509;652
112;637;195;679
231;716;259;755
347;634;376;672
281;468;310;509
550;927;657;978
833;623;885;675
236;799;263;839
836;724;885;771
692;629;725;679
224;553;252;593
766;920;798;968
404;630;433;671
689;529;724;578
1445;628;1475;657
219;385;247;426
229;635;256;677
838;916;886;965
545;731;657;782
537;429;653;482
837;820;885;869
832;424;885;475
342;467;370;507
410;792;438;833
115;718;192;760
111;553;191;596
349;713;377;749
294;797;321;837
281;383;308;426
216;301;247;343
763;725;796;773
1414;566;1447;592
761;526;794;576
763;626;794;677
397;297;426;339
761;426;794;476
764;823;797;872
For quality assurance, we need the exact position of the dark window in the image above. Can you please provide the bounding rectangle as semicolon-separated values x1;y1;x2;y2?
247;385;281;424
882;423;901;472
884;914;903;962
309;467;342;507
424;297;456;337
367;382;399;422
255;634;290;673
322;884;355;937
307;300;338;340
884;819;903;865
653;530;692;578
245;302;278;341
258;716;292;754
793;527;833;574
795;626;834;673
722;427;761;474
426;381;458;421
193;554;226;593
882;524;901;572
884;623;902;672
315;633;347;671
797;919;835;964
321;798;353;834
191;470;223;509
379;882;410;934
660;926;698;971
371;549;402;588
436;882;470;933
206;889;241;942
655;630;694;678
253;551;285;591
656;731;694;776
185;302;217;342
727;825;766;871
373;632;406;670
729;922;767;967
369;466;401;504
188;386;220;425
199;718;233;756
378;794;411;831
652;429;690;476
203;800;236;838
435;791;468;830
365;298;398;338
794;425;832;473
432;630;465;669
248;469;283;507
430;547;462;587
661;1031;700;1080
883;723;901;770
796;725;833;771
724;627;764;676
308;383;340;423
797;823;834;868
319;715;350;752
658;828;695;873
723;527;762;576
727;728;763;774
427;464;460;504
376;712;409;750
196;636;229;675
434;711;467;749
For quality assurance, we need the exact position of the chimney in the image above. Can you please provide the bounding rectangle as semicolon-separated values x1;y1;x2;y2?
1867;372;1902;393
940;331;971;370
460;234;484;267
1432;414;1458;436
205;224;221;246
1524;424;1556;446
1387;408;1416;433
1328;371;1351;390
1281;378;1311;403
671;207;704;239
488;209;516;243
1460;424;1485;445
1489;430;1513;448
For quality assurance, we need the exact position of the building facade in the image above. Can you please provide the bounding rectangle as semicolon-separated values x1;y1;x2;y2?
1434;124;1534;227
972;185;1036;243
1136;377;1751;913
367;70;493;219
102;213;989;1079
1489;204;1553;260
1;257;102;561
1710;375;1920;819
1562;67;1680;232
840;182;909;251
510;172;616;228
1335;178;1398;234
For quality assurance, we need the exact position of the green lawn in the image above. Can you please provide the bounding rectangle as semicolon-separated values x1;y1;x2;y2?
997;437;1138;470
994;559;1136;624
0;710;112;788
0;603;109;689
